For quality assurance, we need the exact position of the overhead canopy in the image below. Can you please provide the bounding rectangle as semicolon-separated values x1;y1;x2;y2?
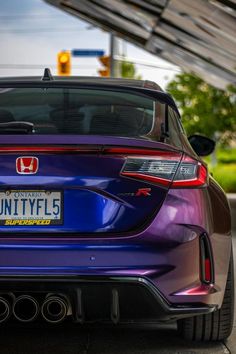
44;0;236;90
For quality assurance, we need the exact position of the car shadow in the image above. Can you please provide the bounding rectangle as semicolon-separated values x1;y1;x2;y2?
0;323;228;354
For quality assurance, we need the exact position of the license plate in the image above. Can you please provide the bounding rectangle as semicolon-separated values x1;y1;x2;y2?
0;190;63;226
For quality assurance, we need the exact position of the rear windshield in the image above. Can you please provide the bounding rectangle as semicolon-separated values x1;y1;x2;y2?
0;87;166;140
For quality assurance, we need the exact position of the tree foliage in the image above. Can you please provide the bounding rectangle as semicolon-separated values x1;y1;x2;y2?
166;73;236;144
121;59;141;80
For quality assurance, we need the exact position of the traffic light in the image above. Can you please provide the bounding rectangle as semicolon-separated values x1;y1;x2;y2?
98;55;110;77
57;51;71;76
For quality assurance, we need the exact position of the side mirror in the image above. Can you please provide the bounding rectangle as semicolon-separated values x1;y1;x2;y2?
188;134;215;156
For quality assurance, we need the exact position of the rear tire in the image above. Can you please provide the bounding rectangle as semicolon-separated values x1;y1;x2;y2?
178;247;234;341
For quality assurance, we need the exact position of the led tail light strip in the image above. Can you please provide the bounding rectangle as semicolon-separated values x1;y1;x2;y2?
120;151;207;188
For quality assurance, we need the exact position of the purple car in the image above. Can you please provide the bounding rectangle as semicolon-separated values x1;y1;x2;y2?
0;70;234;341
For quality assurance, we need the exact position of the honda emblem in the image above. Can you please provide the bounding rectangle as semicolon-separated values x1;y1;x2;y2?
16;157;39;175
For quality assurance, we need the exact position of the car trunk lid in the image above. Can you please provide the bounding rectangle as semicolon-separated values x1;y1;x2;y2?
0;136;182;235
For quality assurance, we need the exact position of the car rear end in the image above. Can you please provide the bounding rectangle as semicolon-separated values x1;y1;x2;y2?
0;78;231;330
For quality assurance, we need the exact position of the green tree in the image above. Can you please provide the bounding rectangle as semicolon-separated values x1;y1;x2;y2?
166;73;236;144
120;59;142;80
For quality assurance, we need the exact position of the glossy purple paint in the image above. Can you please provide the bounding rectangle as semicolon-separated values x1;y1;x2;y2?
0;135;178;148
0;134;232;311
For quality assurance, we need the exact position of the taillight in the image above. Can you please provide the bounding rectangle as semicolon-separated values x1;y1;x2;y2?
121;152;207;188
171;154;207;187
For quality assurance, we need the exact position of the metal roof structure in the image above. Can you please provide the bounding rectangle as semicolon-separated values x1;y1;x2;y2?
44;0;236;90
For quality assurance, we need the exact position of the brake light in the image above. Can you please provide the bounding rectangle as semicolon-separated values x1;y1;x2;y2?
0;146;100;153
171;154;207;187
121;152;207;188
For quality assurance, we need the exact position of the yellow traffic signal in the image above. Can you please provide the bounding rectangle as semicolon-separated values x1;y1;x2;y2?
57;51;71;76
98;55;110;77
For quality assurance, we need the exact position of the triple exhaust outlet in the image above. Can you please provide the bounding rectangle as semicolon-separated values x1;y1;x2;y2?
0;294;69;324
0;297;11;323
13;295;39;322
41;295;68;323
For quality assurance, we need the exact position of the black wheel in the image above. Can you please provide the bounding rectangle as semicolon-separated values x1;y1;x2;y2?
178;247;234;341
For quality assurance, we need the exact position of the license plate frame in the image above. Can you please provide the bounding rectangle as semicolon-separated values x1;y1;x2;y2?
0;190;63;226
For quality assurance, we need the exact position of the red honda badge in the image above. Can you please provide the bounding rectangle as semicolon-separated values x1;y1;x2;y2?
16;157;39;175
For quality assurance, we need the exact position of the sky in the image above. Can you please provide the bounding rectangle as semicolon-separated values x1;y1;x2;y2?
0;0;180;89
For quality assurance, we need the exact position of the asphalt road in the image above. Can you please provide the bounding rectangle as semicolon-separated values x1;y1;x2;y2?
1;235;235;354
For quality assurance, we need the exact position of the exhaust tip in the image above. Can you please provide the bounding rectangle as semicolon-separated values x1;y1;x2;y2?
0;297;11;323
41;296;68;324
13;295;39;323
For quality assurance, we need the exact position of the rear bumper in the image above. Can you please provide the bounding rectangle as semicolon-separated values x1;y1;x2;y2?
0;275;217;324
0;187;231;314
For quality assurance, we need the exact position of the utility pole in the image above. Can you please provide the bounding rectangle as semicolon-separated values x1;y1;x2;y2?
110;33;120;78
